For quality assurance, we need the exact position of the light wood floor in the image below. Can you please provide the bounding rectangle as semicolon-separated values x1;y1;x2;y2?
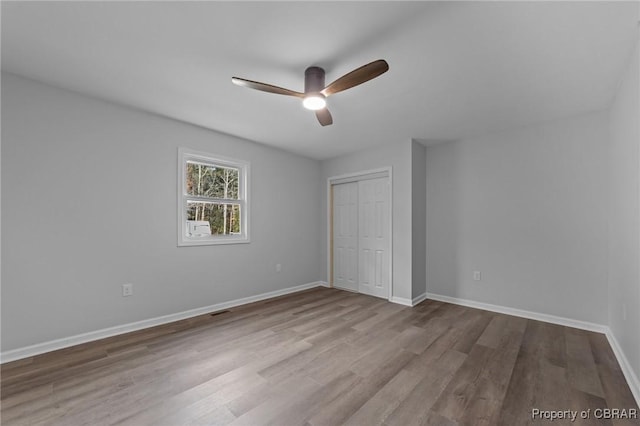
1;287;638;426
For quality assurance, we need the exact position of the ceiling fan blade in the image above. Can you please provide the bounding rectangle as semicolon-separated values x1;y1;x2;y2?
231;77;304;98
321;59;389;96
315;108;333;126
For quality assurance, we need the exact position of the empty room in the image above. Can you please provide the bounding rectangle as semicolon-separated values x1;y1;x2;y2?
1;1;639;425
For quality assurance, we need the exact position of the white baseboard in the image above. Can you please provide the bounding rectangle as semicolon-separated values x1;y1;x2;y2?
426;292;639;407
425;292;608;333
412;292;428;306
605;329;640;406
0;281;327;364
390;292;428;307
390;296;412;306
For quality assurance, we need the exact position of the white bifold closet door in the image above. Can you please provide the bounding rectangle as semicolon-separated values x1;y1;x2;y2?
332;182;359;291
332;177;389;299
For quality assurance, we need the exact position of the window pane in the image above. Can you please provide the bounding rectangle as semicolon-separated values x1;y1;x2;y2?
187;202;241;236
185;162;239;199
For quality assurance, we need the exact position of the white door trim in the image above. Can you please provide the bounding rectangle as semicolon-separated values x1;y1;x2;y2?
327;167;393;301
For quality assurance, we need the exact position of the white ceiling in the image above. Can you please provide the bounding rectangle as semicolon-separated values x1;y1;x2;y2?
2;1;638;160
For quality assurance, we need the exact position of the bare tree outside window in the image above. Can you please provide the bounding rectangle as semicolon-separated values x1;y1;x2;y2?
185;162;240;235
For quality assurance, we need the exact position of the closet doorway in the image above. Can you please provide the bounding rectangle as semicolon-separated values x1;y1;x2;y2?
329;169;391;299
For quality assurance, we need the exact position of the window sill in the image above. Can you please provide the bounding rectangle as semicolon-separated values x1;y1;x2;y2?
178;236;250;247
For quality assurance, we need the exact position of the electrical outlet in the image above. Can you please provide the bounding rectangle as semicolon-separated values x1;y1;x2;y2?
473;271;481;281
122;283;133;297
276;263;282;273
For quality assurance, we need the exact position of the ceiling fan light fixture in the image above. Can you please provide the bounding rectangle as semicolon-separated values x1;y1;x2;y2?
302;93;326;110
232;59;388;126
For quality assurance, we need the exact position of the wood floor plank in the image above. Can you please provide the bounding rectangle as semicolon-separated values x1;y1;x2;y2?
256;346;323;382
348;335;407;378
403;325;465;375
521;319;567;368
168;403;236;426
568;389;612;426
397;324;445;355
588;332;622;372
383;349;467;426
116;368;265;425
2;287;637;426
303;342;366;385
306;348;416;426
265;370;361;426
565;329;606;398
539;359;572;414
430;343;496;421
497;348;539;426
226;375;320;426
462;329;526;425
476;313;527;349
597;364;640;426
451;311;493;354
342;368;424;426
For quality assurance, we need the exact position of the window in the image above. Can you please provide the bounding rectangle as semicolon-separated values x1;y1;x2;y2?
178;147;249;246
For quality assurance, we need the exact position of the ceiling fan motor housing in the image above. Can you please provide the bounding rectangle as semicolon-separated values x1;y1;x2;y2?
304;66;325;94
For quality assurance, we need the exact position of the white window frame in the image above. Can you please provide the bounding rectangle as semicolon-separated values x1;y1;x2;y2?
178;147;250;246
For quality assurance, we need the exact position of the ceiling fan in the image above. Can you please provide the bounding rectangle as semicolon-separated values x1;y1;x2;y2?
231;59;389;126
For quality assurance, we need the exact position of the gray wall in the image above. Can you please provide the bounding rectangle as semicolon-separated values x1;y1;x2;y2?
411;140;427;300
1;73;322;351
608;39;639;381
320;139;413;301
425;111;609;324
